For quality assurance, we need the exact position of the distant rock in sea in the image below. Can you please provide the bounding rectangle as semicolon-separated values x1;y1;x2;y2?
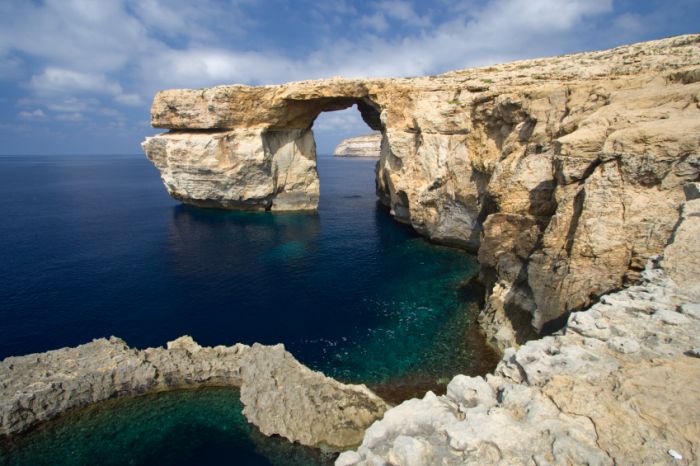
333;133;381;157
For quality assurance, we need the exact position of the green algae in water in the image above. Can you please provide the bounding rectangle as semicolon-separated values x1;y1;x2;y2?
0;388;335;466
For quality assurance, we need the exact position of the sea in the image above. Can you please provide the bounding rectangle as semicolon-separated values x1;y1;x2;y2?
0;154;498;465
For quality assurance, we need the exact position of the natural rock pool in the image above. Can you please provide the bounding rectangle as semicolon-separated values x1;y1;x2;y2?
0;154;498;465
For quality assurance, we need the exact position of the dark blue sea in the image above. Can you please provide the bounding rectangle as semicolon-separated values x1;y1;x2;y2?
0;154;497;465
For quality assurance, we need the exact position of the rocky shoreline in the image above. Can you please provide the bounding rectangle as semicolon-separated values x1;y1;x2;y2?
337;184;700;465
0;337;388;451
1;35;699;464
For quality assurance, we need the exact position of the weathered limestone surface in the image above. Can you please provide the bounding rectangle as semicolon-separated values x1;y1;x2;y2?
142;129;319;211
0;337;388;450
336;186;700;465
333;133;382;157
143;35;700;348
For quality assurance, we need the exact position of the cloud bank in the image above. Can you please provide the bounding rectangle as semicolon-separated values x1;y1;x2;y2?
0;0;698;154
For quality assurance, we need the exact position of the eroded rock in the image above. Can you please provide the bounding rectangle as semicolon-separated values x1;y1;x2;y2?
0;337;388;450
337;188;700;465
143;35;700;347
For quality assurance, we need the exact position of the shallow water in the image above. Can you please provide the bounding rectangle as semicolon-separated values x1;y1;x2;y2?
0;154;498;465
0;388;336;466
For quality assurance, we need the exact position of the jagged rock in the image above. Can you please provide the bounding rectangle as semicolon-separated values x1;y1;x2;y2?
336;190;700;465
0;337;388;450
143;34;700;347
239;344;389;449
333;133;382;157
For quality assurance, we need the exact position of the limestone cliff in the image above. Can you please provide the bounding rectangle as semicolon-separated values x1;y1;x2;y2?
0;338;388;450
333;133;382;157
337;184;700;465
142;34;700;349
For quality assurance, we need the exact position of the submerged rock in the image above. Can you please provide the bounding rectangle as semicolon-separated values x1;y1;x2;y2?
333;133;382;157
0;337;388;450
142;34;700;348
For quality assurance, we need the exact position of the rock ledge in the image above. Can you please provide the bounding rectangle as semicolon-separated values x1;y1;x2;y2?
337;186;700;465
0;338;388;450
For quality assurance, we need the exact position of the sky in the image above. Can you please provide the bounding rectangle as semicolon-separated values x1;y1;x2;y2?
0;0;698;155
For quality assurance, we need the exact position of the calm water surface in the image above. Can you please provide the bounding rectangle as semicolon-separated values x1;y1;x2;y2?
0;154;497;465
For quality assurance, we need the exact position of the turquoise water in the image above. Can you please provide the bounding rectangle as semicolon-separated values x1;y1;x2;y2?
0;388;335;466
0;155;498;465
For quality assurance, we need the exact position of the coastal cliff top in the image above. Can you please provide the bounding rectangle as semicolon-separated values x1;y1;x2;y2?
150;34;700;130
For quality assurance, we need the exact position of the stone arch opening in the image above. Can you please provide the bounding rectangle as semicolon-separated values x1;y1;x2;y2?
276;96;383;133
142;86;389;214
260;96;386;211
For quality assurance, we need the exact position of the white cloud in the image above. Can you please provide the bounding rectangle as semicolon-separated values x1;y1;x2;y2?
376;1;431;28
128;0;252;40
18;109;45;120
313;106;368;132
145;48;300;89
113;93;143;106
30;68;123;95
0;0;651;131
0;0;152;73
54;112;84;122
360;12;389;33
313;0;358;16
46;97;100;113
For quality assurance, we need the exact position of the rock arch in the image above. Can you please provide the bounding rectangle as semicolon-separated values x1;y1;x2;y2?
142;36;700;350
142;84;386;212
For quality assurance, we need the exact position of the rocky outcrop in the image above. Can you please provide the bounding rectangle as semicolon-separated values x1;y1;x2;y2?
336;185;700;465
333;133;382;157
0;337;388;450
143;35;700;349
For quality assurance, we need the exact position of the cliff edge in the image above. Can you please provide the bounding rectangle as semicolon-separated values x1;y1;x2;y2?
337;183;700;465
142;34;700;350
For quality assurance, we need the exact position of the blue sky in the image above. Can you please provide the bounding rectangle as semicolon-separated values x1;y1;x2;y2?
0;0;698;155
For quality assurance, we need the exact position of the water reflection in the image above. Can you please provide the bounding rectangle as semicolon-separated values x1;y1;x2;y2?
166;205;322;279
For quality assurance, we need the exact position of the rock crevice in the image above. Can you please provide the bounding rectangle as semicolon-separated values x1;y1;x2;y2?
337;184;700;465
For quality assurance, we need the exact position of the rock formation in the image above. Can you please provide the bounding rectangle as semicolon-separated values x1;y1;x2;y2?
333;133;382;157
336;184;700;465
0;337;388;450
143;34;700;350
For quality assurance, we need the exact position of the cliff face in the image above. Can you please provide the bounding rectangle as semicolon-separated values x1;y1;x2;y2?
333;133;382;157
143;34;700;349
337;184;700;466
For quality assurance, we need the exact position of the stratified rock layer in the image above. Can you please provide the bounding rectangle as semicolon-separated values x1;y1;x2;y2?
337;185;700;466
0;337;388;450
143;35;700;348
333;133;382;157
